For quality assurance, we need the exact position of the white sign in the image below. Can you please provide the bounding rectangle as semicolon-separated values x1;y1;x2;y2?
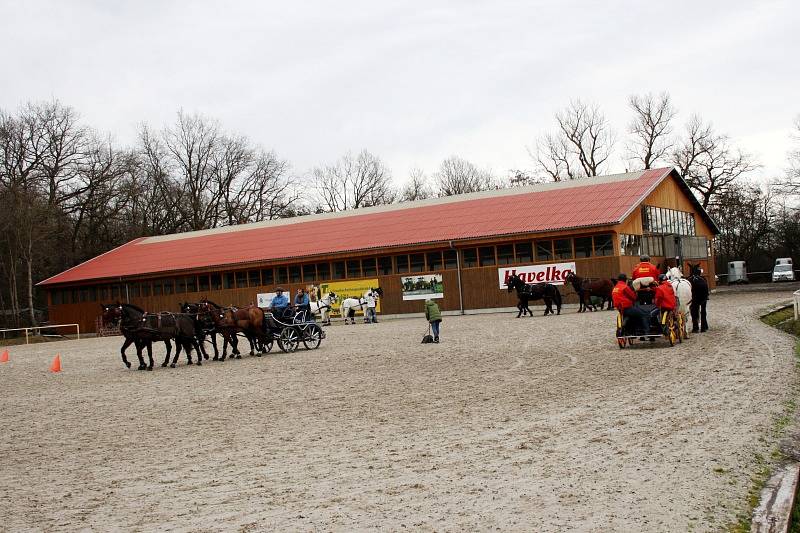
498;262;576;288
257;292;278;308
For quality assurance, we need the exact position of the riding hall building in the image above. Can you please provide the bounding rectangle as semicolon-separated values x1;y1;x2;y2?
39;167;719;333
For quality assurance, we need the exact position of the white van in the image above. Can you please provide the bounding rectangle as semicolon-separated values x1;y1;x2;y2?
773;258;795;282
728;261;748;284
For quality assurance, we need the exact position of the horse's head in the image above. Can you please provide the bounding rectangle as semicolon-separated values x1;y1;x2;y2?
100;304;122;326
688;262;702;277
372;287;384;298
667;266;683;281
327;291;338;303
506;274;521;292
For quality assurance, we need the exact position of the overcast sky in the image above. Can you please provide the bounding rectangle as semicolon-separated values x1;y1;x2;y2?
2;0;798;183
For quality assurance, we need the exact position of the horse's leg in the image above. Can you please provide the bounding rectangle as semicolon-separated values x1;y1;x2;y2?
516;300;523;318
543;297;551;316
135;341;146;370
555;290;562;315
170;340;182;367
161;339;171;367
120;337;133;369
211;332;220;361
146;342;154;371
233;332;242;359
191;339;202;365
198;334;209;360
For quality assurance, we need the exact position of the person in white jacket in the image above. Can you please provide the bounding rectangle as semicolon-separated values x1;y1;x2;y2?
365;290;378;323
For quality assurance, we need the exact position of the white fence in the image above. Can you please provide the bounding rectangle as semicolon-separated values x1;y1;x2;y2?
0;323;80;344
794;289;800;321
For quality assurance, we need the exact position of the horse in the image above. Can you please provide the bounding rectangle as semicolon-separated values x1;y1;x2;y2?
180;301;236;361
564;272;614;312
197;299;257;359
666;266;693;338
309;291;338;325
686;263;710;332
102;303;171;370
505;274;562;317
340;287;383;324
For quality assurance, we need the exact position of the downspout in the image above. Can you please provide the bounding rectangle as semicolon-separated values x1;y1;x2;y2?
123;278;130;304
450;241;464;315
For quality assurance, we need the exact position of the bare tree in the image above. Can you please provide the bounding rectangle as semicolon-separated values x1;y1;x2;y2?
399;167;432;202
434;156;497;196
312;150;396;211
626;92;676;169
671;116;758;209
533;100;615;181
778;116;800;195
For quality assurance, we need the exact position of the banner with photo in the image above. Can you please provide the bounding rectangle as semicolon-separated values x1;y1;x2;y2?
401;274;444;300
319;279;381;316
497;262;576;288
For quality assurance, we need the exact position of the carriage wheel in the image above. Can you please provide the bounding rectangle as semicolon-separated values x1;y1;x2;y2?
262;338;274;353
277;327;300;353
617;336;626;349
666;314;676;346
302;324;323;350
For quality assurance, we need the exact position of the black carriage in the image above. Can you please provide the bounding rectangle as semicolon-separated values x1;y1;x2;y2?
262;309;325;353
615;289;680;349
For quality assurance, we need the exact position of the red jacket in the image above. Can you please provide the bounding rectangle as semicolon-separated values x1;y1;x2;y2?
654;281;677;311
632;262;660;280
612;281;636;312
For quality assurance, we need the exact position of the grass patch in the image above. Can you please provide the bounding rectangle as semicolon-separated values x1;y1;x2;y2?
762;306;795;327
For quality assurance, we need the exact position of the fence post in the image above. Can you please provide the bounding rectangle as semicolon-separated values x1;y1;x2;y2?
25;328;29;345
77;324;80;340
795;290;800;321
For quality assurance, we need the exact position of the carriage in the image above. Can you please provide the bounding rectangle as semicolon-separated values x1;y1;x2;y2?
261;309;325;353
615;288;681;349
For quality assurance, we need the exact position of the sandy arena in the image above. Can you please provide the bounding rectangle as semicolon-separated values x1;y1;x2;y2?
1;288;798;531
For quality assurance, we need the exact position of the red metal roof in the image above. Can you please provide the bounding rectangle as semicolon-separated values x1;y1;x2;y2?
39;168;679;286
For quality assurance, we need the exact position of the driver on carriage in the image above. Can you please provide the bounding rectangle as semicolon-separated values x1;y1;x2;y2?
612;273;648;334
631;254;660;291
270;288;291;321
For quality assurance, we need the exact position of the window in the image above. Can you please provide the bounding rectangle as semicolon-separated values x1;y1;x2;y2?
289;265;301;283
479;246;495;267
378;256;393;275
593;234;614;256
80;288;89;302
131;284;140;298
111;285;120;299
153;281;162;296
462;249;477;268
346;260;361;279
176;278;187;293
260;269;273;286
303;264;316;282
163;279;174;295
642;235;664;257
535;240;553;262
410;253;425;272
99;286;109;301
211;273;222;290
249;270;261;287
444;250;458;270
496;244;514;265
316;263;330;280
362;258;377;277
619;234;642;256
63;289;72;304
236;272;248;289
224;272;234;289
52;290;62;305
333;261;346;280
554;239;572;260
141;282;150;297
198;274;209;292
276;267;288;284
88;287;97;301
515;242;532;263
427;251;443;271
574;237;593;258
396;255;410;273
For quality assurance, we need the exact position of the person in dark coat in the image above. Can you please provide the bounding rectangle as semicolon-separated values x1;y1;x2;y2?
424;299;442;343
688;267;709;332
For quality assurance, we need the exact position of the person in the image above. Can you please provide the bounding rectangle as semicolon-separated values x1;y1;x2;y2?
365;290;378;323
271;287;289;319
424;298;442;343
632;254;660;291
654;274;677;314
612;273;647;334
688;267;710;333
294;288;311;321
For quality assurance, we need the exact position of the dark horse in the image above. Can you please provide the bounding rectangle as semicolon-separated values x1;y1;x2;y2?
198;299;271;358
687;263;709;332
180;301;237;361
505;273;562;317
564;272;614;312
102;303;174;370
114;303;203;370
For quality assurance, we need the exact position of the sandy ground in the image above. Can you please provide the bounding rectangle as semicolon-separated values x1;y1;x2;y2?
1;288;798;532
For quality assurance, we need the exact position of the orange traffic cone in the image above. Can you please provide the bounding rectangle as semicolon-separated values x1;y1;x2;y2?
0;349;8;363
50;354;62;373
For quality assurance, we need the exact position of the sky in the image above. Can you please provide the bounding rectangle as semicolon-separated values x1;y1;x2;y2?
1;0;798;184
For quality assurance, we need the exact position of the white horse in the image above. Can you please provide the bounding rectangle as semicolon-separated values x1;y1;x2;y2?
340;288;383;325
667;266;692;337
310;292;338;325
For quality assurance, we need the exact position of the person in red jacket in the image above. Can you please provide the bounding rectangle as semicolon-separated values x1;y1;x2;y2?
632;254;661;290
654;274;677;312
612;273;647;333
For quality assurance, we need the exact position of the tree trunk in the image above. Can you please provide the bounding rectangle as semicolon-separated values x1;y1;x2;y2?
27;253;37;327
